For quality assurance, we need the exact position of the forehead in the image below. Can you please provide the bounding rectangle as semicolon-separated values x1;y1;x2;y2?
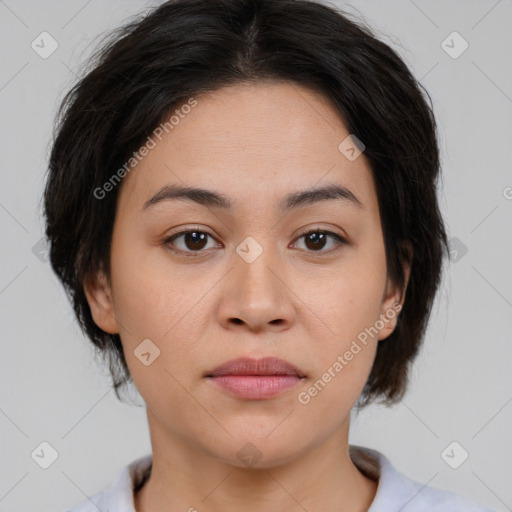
117;81;377;214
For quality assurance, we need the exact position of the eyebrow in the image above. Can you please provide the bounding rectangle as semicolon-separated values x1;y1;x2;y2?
142;182;363;212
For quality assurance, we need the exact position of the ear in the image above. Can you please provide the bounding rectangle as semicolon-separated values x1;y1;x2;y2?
378;241;413;341
83;269;119;334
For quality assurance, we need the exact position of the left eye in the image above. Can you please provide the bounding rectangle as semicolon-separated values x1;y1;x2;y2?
164;229;346;255
292;229;346;253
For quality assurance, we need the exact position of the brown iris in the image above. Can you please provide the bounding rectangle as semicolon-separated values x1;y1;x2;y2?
303;231;328;251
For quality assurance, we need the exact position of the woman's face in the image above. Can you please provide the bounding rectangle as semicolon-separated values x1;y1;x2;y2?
86;81;406;467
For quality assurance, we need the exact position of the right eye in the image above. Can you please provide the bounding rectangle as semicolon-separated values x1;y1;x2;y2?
163;229;221;255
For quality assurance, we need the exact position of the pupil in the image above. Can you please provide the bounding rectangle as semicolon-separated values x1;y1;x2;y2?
306;232;326;250
186;231;207;250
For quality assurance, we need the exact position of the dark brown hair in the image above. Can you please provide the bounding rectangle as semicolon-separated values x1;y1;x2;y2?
43;0;449;407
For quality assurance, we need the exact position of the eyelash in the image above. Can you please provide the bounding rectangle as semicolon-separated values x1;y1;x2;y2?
163;227;347;257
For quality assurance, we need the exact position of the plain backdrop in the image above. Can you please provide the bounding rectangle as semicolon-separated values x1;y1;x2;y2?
0;1;511;511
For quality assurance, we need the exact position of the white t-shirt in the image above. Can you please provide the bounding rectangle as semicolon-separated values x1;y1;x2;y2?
65;445;498;511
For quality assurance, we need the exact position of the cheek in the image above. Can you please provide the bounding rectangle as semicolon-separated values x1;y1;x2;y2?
296;277;383;417
109;234;196;337
292;241;387;400
108;236;210;384
296;342;377;433
295;248;387;340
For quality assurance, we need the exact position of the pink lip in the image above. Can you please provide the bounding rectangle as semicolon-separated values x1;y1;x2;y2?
206;357;306;400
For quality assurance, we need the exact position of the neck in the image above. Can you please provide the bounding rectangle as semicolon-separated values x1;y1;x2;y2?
134;411;377;512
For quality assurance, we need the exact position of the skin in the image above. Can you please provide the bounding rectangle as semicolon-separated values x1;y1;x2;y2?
85;81;411;512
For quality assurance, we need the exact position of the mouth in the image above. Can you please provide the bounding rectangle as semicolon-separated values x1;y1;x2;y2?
205;357;307;400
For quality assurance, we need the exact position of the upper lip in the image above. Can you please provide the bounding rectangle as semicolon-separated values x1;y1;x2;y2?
207;357;306;378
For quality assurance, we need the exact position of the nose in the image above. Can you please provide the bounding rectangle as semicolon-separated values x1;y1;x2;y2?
216;242;296;333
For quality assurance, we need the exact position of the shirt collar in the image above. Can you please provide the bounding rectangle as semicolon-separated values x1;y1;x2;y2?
101;446;430;511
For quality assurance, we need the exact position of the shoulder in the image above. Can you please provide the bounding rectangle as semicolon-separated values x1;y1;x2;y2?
389;474;498;512
63;454;152;512
350;445;498;512
64;488;110;512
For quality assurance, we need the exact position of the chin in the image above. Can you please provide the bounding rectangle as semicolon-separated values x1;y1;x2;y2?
199;427;312;470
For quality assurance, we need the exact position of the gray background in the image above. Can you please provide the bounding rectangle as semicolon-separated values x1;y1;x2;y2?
0;1;511;511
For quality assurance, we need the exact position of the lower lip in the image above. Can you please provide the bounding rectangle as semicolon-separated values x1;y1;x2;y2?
208;375;302;400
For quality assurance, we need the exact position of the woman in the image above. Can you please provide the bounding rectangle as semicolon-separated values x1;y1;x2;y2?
43;0;497;510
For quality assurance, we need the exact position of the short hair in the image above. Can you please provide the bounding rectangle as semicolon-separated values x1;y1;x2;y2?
43;0;449;407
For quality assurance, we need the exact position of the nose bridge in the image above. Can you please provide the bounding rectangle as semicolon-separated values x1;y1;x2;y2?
234;234;283;301
219;234;294;330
